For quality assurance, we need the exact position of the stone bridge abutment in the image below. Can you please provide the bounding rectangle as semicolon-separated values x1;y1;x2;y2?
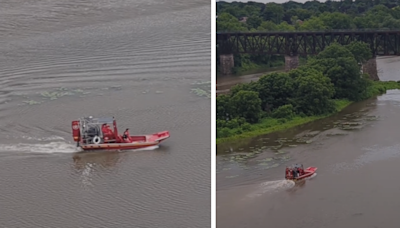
362;57;379;80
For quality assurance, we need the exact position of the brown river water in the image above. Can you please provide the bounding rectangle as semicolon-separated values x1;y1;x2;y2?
217;56;400;228
0;1;210;227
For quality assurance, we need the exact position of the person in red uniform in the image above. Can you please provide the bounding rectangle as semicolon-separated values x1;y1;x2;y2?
102;124;114;141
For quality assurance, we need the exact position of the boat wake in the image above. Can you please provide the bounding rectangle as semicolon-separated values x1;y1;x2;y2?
0;141;79;154
0;129;163;155
245;180;296;199
0;143;161;154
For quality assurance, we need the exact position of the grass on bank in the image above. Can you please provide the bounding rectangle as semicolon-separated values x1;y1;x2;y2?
216;81;400;145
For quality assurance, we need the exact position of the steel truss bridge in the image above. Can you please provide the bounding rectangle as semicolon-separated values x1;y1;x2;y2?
216;30;400;56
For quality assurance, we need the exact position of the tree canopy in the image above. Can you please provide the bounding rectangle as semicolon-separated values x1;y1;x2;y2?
215;1;396;75
216;41;378;138
217;1;400;32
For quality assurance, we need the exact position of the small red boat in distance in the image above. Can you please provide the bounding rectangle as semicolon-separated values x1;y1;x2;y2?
285;164;317;181
71;116;170;151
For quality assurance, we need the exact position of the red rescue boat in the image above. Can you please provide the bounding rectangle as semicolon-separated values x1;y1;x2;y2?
285;164;317;181
71;116;170;151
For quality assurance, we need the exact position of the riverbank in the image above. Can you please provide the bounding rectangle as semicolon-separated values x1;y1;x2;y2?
216;81;400;145
227;65;284;77
217;69;284;95
216;56;307;77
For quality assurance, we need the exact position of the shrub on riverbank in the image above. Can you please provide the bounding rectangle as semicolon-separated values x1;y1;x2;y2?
216;42;400;144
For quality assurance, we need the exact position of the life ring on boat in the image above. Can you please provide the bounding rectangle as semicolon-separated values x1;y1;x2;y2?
92;136;101;144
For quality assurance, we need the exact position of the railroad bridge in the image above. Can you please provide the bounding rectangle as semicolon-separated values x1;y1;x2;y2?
217;30;400;79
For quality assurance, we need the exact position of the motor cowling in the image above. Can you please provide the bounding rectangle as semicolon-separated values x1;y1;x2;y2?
71;121;80;142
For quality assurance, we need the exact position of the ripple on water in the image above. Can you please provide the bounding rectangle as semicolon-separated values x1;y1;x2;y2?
0;0;210;227
331;144;400;173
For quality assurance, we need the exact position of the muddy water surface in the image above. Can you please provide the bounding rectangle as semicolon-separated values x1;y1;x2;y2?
0;1;210;227
217;56;400;228
216;68;284;95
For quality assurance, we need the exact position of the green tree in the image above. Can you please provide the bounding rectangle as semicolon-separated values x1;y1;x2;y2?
246;16;262;29
354;0;368;13
299;16;327;31
345;41;372;65
243;5;262;17
230;91;262;123
381;17;400;29
319;12;354;29
230;81;258;96
221;6;248;18
216;95;232;120
286;8;313;21
290;68;336;115
256;72;295;111
353;16;375;29
364;5;392;28
390;6;400;19
308;45;367;101
217;12;248;32
317;42;354;59
263;3;284;24
271;104;296;119
257;21;278;31
276;21;295;31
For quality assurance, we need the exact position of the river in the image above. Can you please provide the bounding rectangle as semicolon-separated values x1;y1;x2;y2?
0;1;210;227
216;68;284;95
217;56;400;228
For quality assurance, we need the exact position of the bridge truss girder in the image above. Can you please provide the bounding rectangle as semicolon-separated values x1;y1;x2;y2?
216;31;400;56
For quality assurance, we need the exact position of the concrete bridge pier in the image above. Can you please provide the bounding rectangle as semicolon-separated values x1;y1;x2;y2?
362;57;379;81
284;55;299;72
219;54;234;75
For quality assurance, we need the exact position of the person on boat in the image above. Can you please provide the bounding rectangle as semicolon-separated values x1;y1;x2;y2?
123;128;131;142
102;124;114;140
299;165;304;175
101;124;108;133
292;167;297;178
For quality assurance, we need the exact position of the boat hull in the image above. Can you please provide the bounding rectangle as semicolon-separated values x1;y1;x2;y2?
79;131;169;151
81;142;159;151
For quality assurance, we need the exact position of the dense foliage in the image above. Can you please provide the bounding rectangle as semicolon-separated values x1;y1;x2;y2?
216;41;397;140
217;0;400;32
216;0;400;74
